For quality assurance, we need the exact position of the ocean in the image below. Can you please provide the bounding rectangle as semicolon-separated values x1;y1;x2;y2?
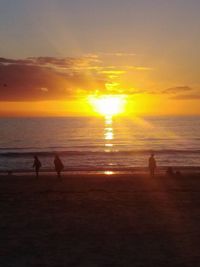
0;116;199;172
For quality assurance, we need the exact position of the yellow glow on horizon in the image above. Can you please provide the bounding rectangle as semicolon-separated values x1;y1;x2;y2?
88;95;126;116
1;94;200;117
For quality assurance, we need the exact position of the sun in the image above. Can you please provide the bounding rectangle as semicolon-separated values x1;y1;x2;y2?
89;95;126;116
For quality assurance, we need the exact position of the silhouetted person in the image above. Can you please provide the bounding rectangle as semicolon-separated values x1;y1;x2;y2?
54;155;64;178
33;155;41;177
148;153;156;177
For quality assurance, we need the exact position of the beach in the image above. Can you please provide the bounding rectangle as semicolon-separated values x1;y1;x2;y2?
1;172;200;267
1;0;200;266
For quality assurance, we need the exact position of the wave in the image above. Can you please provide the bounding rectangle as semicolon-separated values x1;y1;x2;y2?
1;149;200;157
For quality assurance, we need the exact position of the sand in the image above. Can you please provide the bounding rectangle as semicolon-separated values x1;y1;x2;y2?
0;172;200;267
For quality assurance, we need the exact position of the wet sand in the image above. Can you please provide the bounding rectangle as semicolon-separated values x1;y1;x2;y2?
0;172;200;266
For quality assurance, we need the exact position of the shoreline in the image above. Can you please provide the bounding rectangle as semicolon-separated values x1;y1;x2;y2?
1;165;200;177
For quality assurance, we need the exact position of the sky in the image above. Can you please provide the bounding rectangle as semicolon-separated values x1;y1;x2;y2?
0;0;200;116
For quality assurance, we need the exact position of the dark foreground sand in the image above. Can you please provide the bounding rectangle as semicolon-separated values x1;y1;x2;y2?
0;172;200;267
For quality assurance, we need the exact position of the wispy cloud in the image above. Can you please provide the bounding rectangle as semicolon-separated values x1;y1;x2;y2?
162;86;192;94
125;66;153;71
98;52;136;57
170;93;200;100
160;86;200;100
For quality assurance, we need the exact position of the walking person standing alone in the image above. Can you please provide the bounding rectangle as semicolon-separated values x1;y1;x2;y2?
33;155;42;178
54;154;64;178
148;153;157;177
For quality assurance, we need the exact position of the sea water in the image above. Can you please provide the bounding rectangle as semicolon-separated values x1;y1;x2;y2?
0;116;199;171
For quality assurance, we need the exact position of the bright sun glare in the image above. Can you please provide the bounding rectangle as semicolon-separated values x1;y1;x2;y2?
89;95;126;116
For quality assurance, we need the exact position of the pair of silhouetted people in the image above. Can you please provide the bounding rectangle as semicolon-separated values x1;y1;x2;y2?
33;155;64;178
148;153;156;177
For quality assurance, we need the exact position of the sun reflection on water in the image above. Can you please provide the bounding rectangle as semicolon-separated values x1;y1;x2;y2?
104;171;114;175
104;115;115;170
104;116;114;152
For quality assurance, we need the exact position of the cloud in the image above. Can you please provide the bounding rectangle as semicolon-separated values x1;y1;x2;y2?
99;52;136;57
162;86;192;94
0;58;33;65
170;93;200;100
160;86;200;100
125;66;153;71
0;55;155;101
0;56;101;70
0;56;106;101
125;86;198;97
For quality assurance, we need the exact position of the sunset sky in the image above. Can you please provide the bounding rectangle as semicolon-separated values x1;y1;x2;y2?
0;0;200;116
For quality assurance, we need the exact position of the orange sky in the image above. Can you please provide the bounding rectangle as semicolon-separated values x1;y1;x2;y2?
1;1;200;116
0;54;200;116
1;96;200;117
